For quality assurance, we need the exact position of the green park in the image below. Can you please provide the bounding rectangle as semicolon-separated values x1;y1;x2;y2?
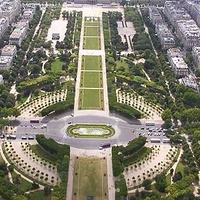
72;157;108;200
79;89;104;110
80;71;103;88
82;55;102;70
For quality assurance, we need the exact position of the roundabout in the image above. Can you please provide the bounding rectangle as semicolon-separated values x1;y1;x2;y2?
67;124;115;138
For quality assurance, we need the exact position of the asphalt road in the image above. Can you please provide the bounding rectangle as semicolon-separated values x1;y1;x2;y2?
10;113;167;150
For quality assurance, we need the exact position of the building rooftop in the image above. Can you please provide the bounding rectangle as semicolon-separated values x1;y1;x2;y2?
177;20;200;39
0;56;12;63
10;27;26;39
1;45;16;56
171;57;188;69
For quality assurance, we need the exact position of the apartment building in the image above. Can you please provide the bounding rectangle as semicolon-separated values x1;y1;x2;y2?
192;46;200;69
0;18;9;40
9;22;28;46
0;0;21;24
0;56;13;70
167;48;189;77
149;6;163;25
21;4;36;21
0;74;3;84
179;74;199;90
73;0;119;4
176;19;200;47
155;23;175;49
1;45;17;57
164;1;191;26
184;0;200;27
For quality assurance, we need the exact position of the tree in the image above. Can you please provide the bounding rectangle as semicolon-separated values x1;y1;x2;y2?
172;171;182;182
142;179;151;190
44;186;52;196
155;173;167;192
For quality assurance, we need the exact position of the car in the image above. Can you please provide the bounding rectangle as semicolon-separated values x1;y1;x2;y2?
28;136;34;140
68;122;72;124
21;136;27;140
0;134;5;138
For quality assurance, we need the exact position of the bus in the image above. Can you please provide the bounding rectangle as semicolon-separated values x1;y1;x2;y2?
6;135;16;140
99;143;111;150
30;119;39;123
146;121;155;126
150;138;161;143
162;138;170;143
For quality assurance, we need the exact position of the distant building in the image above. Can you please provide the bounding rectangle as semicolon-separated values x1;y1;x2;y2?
155;23;175;49
164;1;191;27
0;74;3;84
21;4;36;22
1;45;17;57
0;18;9;40
179;75;199;91
149;6;163;25
192;46;200;69
176;19;200;47
167;48;189;77
73;0;119;4
9;22;28;46
0;56;13;70
0;0;21;24
184;0;200;27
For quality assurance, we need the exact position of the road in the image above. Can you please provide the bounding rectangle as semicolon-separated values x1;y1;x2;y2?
12;113;166;150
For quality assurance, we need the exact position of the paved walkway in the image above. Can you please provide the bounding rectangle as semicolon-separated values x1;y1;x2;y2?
124;143;177;188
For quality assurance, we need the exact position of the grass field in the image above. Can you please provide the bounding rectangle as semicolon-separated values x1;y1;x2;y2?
51;59;65;73
82;56;102;70
84;26;100;37
83;37;101;50
72;157;108;200
80;72;103;88
84;19;99;27
79;89;104;110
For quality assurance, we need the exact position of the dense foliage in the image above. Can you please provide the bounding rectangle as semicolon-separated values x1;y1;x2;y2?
36;134;70;199
109;89;141;119
112;137;146;176
41;90;74;116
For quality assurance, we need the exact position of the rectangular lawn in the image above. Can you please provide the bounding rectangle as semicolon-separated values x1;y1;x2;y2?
82;56;102;70
84;19;99;27
79;89;104;110
80;72;103;88
84;26;100;37
72;157;108;200
83;37;101;50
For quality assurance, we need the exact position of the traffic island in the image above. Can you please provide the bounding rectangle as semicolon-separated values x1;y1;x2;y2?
67;124;115;138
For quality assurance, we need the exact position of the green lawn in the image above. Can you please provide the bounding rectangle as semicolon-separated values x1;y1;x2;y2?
80;72;103;88
84;18;99;27
166;174;171;186
79;89;104;110
29;190;51;200
175;161;186;176
72;157;108;200
51;59;65;73
83;37;101;50
116;59;129;73
11;171;32;192
84;26;100;37
30;144;57;164
82;56;102;70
